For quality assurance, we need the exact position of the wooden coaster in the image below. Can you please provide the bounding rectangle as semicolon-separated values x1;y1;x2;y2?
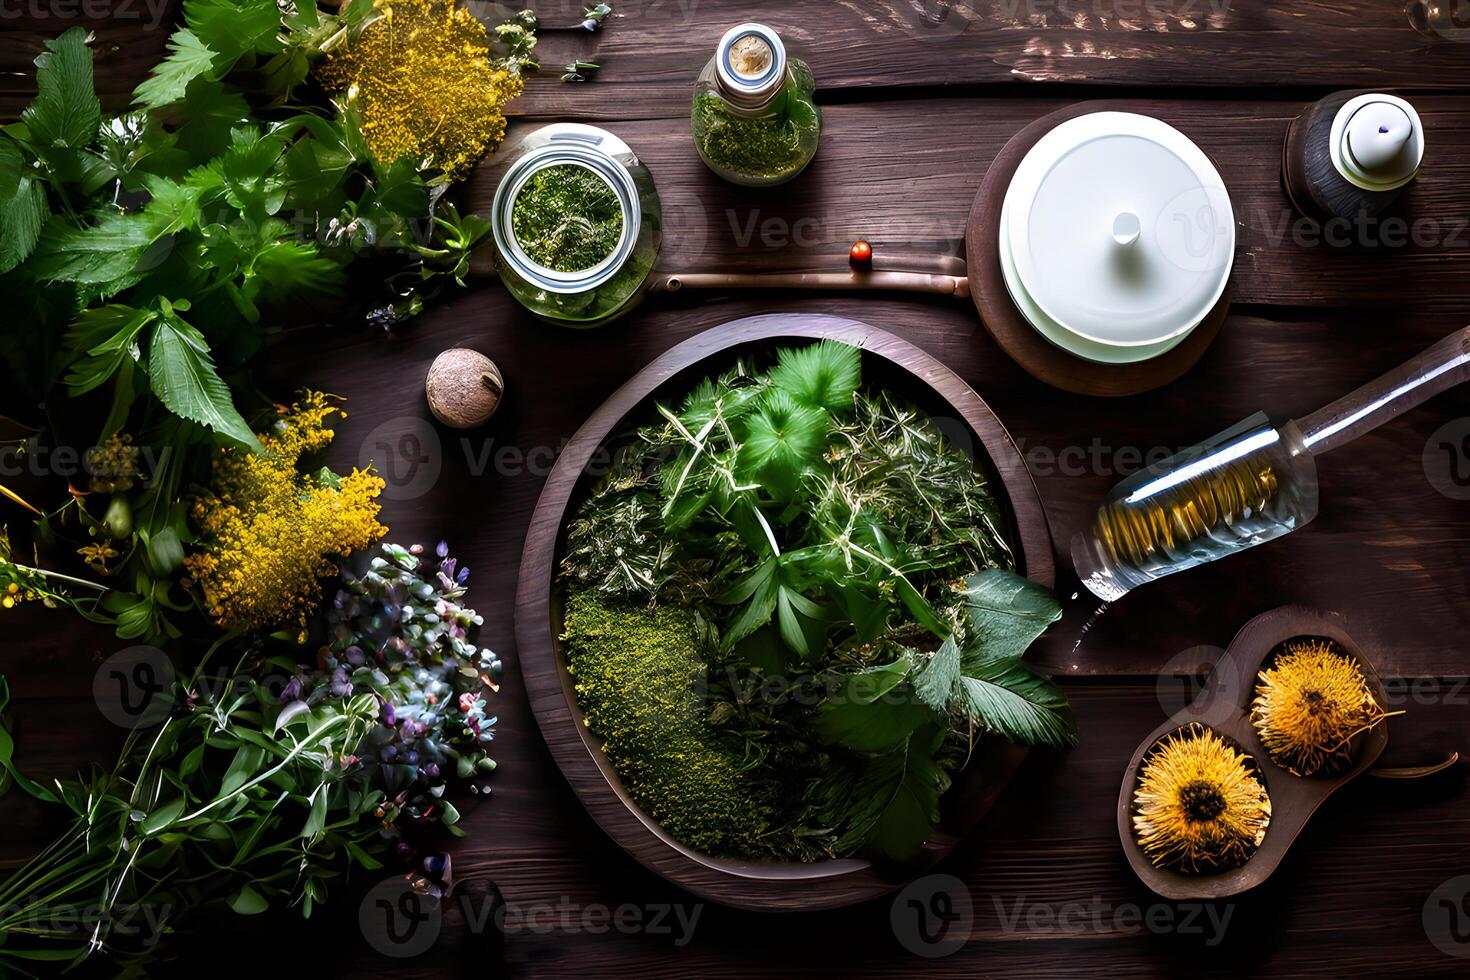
966;101;1233;398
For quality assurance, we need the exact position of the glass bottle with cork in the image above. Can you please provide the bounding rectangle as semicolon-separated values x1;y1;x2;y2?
691;23;821;187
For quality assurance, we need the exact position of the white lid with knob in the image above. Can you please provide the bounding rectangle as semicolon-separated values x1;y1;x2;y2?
1330;93;1424;191
1000;111;1235;353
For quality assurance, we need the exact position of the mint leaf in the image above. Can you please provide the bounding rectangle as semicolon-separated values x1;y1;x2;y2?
133;30;219;110
148;313;260;450
0;140;46;273
22;27;100;151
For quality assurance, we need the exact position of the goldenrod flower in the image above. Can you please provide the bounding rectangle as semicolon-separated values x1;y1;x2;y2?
316;0;528;179
186;392;387;637
1133;724;1271;873
87;433;140;494
1251;638;1389;777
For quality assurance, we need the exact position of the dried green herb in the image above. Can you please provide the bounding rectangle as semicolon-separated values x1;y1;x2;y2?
511;162;624;272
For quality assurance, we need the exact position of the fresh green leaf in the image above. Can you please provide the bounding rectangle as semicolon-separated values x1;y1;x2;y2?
226;884;269;915
133;30;220;110
29;212;156;286
22;27;100;151
186;0;284;63
141;796;185;835
913;634;961;712
815;672;932;754
737;389;828;496
959;569;1063;666
0;140;46;273
954;657;1076;748
63;304;156;395
147;312;261;450
766;339;862;413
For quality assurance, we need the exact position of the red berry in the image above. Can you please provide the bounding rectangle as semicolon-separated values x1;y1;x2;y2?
850;241;873;266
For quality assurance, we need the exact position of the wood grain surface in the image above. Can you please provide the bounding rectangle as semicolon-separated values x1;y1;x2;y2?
3;1;1470;977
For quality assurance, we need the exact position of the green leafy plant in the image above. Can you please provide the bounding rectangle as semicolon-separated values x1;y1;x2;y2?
560;342;1075;863
0;541;499;972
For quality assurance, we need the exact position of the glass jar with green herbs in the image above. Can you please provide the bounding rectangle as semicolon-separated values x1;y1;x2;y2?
491;124;662;329
691;23;821;187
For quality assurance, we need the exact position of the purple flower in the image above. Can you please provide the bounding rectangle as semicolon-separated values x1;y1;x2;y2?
379;698;397;727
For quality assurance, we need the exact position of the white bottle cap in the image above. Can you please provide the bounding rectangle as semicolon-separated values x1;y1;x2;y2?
1330;93;1424;191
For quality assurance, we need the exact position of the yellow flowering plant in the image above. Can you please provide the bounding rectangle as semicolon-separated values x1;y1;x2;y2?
317;0;538;181
186;392;387;637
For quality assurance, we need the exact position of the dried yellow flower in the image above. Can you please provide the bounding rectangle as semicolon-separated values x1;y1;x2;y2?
186;392;387;637
88;433;140;493
1132;724;1271;873
316;0;525;179
77;541;119;575
1251;638;1389;777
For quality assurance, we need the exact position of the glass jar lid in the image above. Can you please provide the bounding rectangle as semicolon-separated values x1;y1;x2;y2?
492;126;642;296
715;23;787;109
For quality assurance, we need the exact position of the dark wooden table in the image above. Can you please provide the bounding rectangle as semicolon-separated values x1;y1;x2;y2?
5;2;1470;976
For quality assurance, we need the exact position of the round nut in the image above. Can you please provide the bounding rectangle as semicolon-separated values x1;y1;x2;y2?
425;349;504;429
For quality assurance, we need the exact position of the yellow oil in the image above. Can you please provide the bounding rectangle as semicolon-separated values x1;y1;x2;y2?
1094;457;1282;569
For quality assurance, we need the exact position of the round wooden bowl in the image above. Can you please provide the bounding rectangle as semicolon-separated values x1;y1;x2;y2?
1117;606;1389;900
514;313;1055;910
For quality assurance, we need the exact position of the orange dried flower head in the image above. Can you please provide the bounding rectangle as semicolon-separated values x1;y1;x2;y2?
316;0;526;179
186;392;387;637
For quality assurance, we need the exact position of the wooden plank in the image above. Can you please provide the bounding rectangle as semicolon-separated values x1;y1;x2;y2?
516;0;1470;119
7;2;1470;121
5;685;1465;976
472;96;1470;314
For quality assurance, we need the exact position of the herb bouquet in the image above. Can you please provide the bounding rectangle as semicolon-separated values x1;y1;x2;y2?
559;341;1076;864
0;542;499;973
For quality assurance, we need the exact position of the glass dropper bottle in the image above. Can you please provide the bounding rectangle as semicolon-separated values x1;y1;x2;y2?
1072;327;1470;600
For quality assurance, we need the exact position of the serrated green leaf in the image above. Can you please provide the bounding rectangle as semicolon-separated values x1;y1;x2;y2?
186;0;283;63
955;659;1076;748
243;240;345;303
133;30;219;110
147;313;261;450
29;212;156;286
0;140;46;273
737;388;829;497
63;304;155;395
22;27;100;151
766;340;862;413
